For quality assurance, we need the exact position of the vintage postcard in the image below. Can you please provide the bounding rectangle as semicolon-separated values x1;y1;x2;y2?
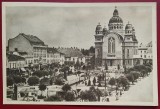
2;2;158;106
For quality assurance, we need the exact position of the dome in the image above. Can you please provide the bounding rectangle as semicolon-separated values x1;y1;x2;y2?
109;7;123;24
103;26;107;32
132;27;135;31
95;23;102;32
109;16;123;24
125;23;132;30
113;8;118;17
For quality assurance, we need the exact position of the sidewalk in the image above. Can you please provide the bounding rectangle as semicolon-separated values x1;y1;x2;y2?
118;73;153;102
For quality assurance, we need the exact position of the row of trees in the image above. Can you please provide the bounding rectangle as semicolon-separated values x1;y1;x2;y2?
45;85;103;102
81;46;95;56
7;76;26;86
107;64;152;91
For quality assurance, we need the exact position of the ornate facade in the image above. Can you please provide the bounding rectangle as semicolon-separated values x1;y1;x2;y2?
95;7;142;69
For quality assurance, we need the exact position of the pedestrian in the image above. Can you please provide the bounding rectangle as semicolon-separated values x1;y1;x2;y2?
115;92;119;101
93;77;96;86
107;98;110;102
109;91;112;96
120;91;122;96
85;81;87;86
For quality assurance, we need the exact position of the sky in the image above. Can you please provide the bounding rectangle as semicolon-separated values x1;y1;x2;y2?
6;5;152;49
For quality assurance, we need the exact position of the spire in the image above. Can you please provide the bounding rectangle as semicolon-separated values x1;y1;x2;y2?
113;6;118;17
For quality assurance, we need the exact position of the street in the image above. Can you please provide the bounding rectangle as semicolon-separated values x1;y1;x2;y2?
118;73;153;102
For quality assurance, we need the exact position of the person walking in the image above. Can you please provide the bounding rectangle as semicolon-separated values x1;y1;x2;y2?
115;92;119;101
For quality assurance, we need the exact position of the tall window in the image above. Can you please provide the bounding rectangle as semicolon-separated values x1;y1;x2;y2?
127;49;129;58
108;37;115;53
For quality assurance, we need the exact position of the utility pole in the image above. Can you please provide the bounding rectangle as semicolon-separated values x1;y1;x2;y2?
122;41;126;73
105;58;108;97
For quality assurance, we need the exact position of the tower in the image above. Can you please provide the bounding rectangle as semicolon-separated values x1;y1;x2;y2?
108;7;124;36
122;22;138;67
95;23;104;67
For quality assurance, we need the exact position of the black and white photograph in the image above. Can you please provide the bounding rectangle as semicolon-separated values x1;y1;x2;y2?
2;2;158;106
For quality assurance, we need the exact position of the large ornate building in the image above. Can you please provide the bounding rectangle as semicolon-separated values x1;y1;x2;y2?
95;7;142;69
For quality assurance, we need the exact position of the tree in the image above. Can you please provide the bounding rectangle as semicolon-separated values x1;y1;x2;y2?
108;78;116;87
40;78;50;86
55;78;64;85
44;94;62;101
39;84;47;96
126;74;134;84
7;76;14;87
80;90;97;101
27;76;39;86
77;71;81;75
86;86;103;101
13;76;22;84
89;46;95;53
62;84;71;92
130;71;140;81
117;76;130;90
32;70;49;78
21;77;26;83
95;88;103;101
64;91;75;101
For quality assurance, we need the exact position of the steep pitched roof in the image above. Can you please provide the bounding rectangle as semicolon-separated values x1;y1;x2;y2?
19;33;45;46
57;48;84;58
47;47;64;55
7;53;25;61
47;47;58;53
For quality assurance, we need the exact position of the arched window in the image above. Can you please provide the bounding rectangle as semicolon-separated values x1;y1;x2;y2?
108;37;115;53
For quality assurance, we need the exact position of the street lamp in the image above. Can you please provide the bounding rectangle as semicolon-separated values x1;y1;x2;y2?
122;41;126;74
104;58;108;97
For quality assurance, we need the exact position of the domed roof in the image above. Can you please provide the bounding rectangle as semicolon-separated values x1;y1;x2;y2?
109;16;123;24
125;23;133;30
113;8;118;17
132;27;135;31
109;7;123;24
103;26;107;32
95;23;102;31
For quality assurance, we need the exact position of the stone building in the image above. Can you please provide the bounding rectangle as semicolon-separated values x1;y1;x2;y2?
47;47;65;65
6;53;25;69
8;33;48;65
94;7;142;69
138;41;152;64
57;47;86;64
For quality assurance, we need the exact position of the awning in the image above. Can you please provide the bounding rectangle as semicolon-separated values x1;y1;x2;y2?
21;68;26;72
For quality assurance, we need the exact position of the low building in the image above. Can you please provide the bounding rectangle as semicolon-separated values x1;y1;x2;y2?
47;47;65;65
7;53;26;69
57;47;86;64
13;51;33;67
138;42;152;64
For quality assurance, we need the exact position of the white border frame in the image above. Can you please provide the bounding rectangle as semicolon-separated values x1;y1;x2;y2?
2;2;158;106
